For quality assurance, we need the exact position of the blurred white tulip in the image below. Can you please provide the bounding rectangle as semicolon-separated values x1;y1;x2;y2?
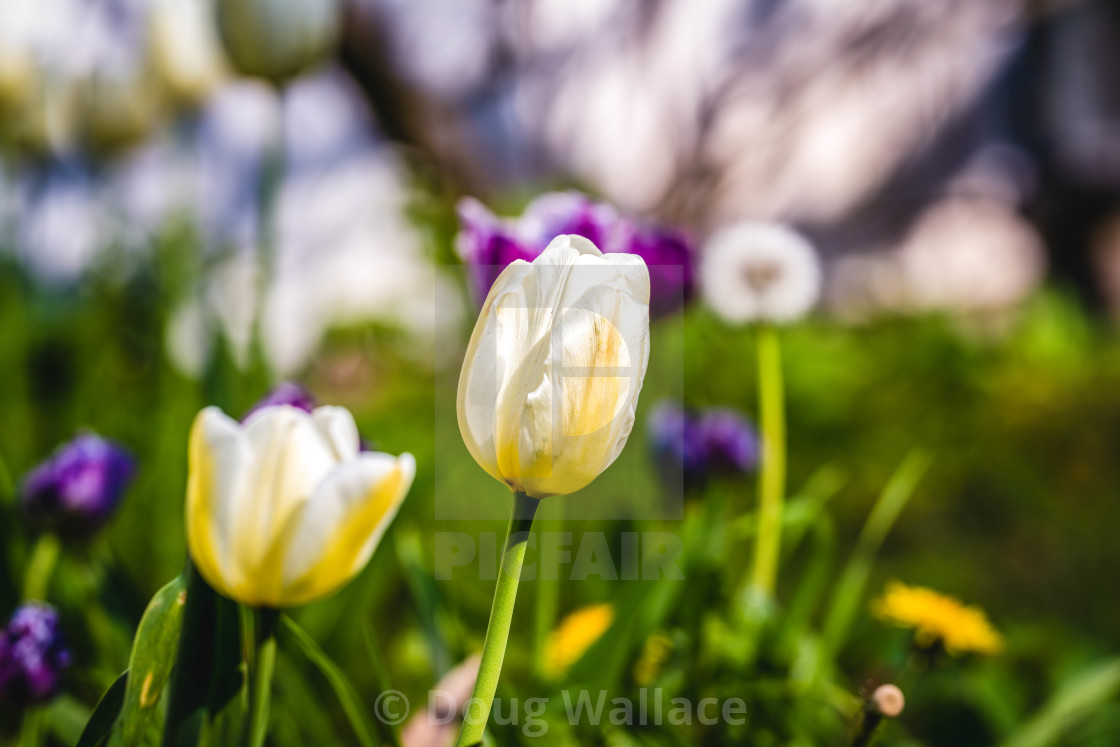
215;0;340;84
149;0;229;109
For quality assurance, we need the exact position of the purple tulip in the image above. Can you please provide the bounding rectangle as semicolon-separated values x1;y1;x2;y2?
455;192;695;317
243;381;316;420
0;604;72;705
21;435;135;538
696;409;759;475
623;224;697;319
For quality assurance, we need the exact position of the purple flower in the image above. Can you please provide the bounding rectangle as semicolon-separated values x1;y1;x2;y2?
697;409;759;475
0;604;72;705
624;224;697;319
243;382;316;420
647;401;758;491
647;402;709;489
21;435;135;538
243;384;376;451
455;192;695;317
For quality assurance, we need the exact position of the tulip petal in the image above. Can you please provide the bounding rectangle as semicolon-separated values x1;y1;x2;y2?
186;407;254;599
311;405;360;461
279;452;415;606
238;407;338;581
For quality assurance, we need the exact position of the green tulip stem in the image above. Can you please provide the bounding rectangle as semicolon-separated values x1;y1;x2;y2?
750;324;787;596
456;491;539;747
248;607;279;747
23;533;61;602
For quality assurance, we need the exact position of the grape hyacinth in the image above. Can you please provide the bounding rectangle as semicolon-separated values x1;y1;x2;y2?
647;401;759;490
20;435;135;539
0;604;72;706
456;191;695;318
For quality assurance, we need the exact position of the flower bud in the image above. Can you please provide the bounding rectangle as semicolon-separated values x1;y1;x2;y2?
215;0;340;85
457;234;651;498
0;603;72;706
21;435;135;538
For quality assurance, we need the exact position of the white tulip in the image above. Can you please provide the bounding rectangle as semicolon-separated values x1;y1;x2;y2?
457;234;650;499
186;404;414;607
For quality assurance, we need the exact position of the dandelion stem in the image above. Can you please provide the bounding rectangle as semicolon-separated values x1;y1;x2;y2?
248;607;279;747
750;324;786;596
456;492;538;746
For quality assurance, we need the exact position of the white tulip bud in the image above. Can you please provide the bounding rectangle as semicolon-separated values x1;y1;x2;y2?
215;0;340;85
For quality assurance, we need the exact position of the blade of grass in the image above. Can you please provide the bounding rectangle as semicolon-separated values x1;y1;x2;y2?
280;615;381;747
1001;658;1120;747
822;449;932;653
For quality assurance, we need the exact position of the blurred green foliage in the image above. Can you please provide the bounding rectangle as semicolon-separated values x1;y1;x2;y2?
2;226;1120;744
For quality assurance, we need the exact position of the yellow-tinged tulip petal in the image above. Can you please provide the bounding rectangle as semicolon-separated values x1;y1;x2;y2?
185;404;414;607
457;234;650;498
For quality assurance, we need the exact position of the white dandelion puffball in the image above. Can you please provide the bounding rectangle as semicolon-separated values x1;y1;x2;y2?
701;222;822;324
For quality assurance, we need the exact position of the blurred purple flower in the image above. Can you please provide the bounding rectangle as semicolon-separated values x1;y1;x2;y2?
0;604;72;706
648;402;709;488
647;401;758;491
456;191;695;317
20;435;135;538
625;225;696;318
243;383;377;451
243;381;316;420
697;409;759;475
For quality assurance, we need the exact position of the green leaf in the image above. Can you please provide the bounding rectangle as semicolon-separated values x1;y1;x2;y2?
115;574;188;746
280;615;380;747
822;448;932;652
1002;658;1120;747
162;562;245;747
76;670;129;747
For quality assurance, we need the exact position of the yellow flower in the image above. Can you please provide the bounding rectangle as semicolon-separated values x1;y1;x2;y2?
872;581;1003;656
545;604;614;678
186;404;414;608
457;235;651;499
632;631;673;686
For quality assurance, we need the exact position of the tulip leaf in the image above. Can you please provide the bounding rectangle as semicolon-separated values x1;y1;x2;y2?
162;562;245;747
76;670;129;747
114;574;188;746
280;615;380;747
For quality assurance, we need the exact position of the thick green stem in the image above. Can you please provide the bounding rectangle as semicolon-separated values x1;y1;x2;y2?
750;325;786;596
23;533;60;601
456;492;539;747
248;608;279;747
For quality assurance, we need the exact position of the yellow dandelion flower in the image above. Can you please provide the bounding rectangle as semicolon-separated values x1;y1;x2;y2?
633;631;674;686
545;604;614;678
872;581;1003;656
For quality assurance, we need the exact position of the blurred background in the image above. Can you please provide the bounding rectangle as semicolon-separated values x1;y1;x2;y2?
3;0;1120;744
